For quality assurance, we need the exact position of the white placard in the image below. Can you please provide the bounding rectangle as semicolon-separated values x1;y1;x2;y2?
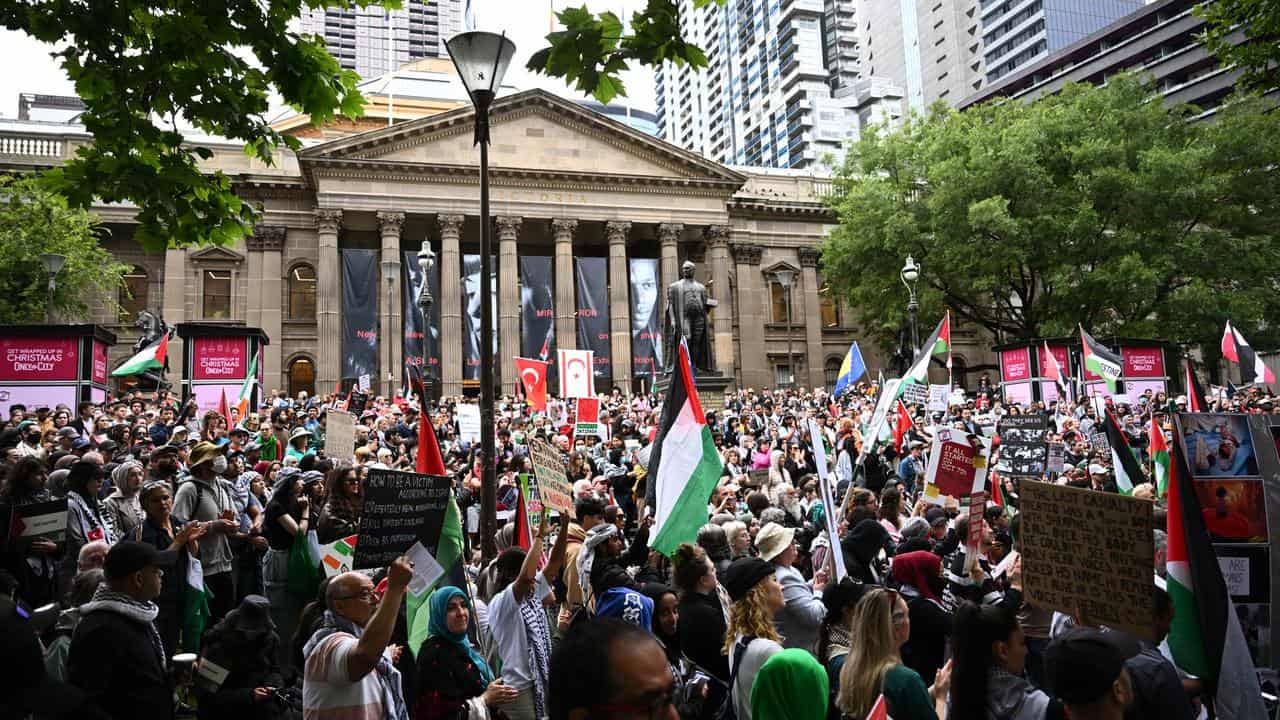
902;382;929;406
404;540;446;595
1219;556;1250;597
457;403;482;445
325;410;356;462
358;374;371;392
1046;442;1065;473
928;384;951;412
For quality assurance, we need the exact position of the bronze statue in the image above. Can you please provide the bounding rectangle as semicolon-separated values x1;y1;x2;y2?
664;261;716;373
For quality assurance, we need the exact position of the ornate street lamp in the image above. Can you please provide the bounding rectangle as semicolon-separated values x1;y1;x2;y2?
40;253;66;324
900;255;920;355
775;268;796;388
446;30;515;562
416;240;436;401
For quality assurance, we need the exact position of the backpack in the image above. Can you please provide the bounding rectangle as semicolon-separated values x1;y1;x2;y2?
714;635;756;720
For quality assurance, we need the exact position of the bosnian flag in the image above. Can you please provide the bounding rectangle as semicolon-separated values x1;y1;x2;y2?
557;348;595;399
111;333;168;377
1079;325;1122;393
645;339;723;556
1221;321;1275;386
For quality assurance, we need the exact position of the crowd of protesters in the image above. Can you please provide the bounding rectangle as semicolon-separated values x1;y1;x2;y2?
0;373;1274;720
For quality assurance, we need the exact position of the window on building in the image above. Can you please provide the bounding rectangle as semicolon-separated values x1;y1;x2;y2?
203;269;232;319
289;263;318;320
775;363;794;388
288;356;316;398
819;283;840;328
120;265;149;320
769;279;791;323
824;356;843;386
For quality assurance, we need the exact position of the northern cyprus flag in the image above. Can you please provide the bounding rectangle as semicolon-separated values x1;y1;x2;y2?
645;339;723;556
111;333;168;377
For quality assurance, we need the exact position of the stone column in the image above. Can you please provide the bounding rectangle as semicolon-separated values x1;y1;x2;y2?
438;214;465;397
161;248;188;387
606;221;632;388
731;243;765;389
657;223;682;327
798;248;825;389
705;225;733;379
247;226;285;392
377;211;405;397
315;209;343;392
497;216;522;391
553;218;578;353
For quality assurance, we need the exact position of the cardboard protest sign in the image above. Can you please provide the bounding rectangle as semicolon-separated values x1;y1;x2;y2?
457;403;481;445
1019;480;1155;640
324;410;356;462
998;414;1048;476
745;468;770;487
965;491;986;574
353;469;451;570
9;498;68;541
927;384;950;412
529;438;574;513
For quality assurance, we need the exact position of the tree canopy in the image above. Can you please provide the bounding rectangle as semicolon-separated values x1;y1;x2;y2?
820;76;1280;357
527;0;724;104
1;0;383;251
1199;0;1280;92
0;176;129;324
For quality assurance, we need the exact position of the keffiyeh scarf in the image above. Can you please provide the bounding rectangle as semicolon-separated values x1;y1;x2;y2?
577;523;618;597
516;590;552;719
80;585;166;669
303;610;409;720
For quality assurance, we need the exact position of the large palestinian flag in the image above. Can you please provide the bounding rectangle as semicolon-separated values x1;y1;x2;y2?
1079;326;1122;393
111;333;168;377
645;339;723;555
904;311;951;384
1166;432;1266;719
1221;321;1275;386
1099;404;1144;495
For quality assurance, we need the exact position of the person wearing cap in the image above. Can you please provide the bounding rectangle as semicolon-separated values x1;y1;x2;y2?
173;441;241;623
146;443;182;486
67;540;179;720
55;425;79;454
897;442;925;495
15;419;46;460
757;521;827;655
721;556;786;720
196;594;286;720
1044;628;1133;720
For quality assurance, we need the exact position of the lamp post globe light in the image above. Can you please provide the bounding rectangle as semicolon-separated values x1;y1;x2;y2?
900;255;920;355
774;268;796;388
446;30;515;562
40;253;66;324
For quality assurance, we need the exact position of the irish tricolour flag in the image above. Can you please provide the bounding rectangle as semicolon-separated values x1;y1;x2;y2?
111;333;168;377
645;339;723;556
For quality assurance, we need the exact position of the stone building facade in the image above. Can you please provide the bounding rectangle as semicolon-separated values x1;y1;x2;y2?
4;89;999;397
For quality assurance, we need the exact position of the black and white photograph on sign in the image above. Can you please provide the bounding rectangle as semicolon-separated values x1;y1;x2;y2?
901;382;929;406
997;414;1048;476
519;255;556;363
629;257;663;377
1181;413;1258;477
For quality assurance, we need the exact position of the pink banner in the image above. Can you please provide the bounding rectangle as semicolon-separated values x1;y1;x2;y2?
0;337;79;382
1001;347;1032;382
191;383;242;413
92;341;108;385
192;337;247;380
0;385;78;414
1003;381;1034;406
1121;346;1164;378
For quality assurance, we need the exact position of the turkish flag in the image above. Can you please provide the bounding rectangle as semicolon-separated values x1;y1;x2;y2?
515;357;549;412
892;400;913;453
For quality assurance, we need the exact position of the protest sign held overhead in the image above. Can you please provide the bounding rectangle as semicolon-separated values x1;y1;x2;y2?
529;437;574;513
324;410;356;462
353;469;451;570
997;413;1048;476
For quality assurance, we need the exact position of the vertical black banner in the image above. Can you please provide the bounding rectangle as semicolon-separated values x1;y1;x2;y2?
629;257;662;378
575;257;611;382
519;255;556;365
402;250;440;381
341;249;379;382
461;254;497;381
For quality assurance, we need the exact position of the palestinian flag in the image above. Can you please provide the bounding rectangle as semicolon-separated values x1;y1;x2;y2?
904;313;951;385
1100;405;1143;494
1079;326;1122;393
1042;341;1070;400
1221;321;1275;386
1167;433;1267;719
1184;358;1207;412
644;339;724;556
181;553;211;653
1149;416;1170;497
111;333;168;377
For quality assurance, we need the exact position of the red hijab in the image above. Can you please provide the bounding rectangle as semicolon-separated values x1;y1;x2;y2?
892;550;943;601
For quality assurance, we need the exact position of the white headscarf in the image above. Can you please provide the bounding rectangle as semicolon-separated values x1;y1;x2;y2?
577;523;618;598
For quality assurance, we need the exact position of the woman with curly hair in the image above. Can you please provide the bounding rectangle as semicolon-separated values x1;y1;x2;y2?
836;587;951;720
720;557;786;720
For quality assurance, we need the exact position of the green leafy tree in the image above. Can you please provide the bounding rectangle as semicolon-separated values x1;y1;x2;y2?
1199;0;1280;92
0;176;129;323
1;0;383;251
527;0;723;104
821;76;1280;358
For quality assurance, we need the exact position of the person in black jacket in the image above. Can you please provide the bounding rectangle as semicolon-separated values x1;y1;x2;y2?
196;594;286;720
580;520;651;600
68;540;177;720
671;543;729;720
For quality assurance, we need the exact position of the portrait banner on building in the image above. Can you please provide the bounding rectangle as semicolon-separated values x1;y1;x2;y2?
519;256;556;363
402;250;440;380
575;257;611;382
462;253;497;381
629;257;662;378
341;249;379;382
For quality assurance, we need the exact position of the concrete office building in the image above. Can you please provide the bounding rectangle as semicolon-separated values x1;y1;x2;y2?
296;0;464;79
960;0;1270;115
654;0;900;170
858;0;988;110
982;0;1144;84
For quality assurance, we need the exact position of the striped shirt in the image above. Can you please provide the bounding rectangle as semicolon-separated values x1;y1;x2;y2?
303;632;386;720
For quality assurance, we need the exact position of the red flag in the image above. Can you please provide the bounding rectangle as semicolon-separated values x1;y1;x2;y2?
217;388;231;432
892;400;913;453
514;357;549;412
866;695;888;720
990;469;1005;508
416;412;447;475
513;481;531;550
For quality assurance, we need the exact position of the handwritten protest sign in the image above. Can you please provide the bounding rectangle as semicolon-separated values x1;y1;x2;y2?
529;438;574;513
1019;480;1155;640
324;410;356;462
353;470;451;570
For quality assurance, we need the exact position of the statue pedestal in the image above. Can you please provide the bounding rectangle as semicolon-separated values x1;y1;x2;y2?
656;371;732;413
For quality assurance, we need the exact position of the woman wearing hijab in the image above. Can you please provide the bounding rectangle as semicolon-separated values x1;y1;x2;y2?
103;460;145;538
750;648;830;720
197;594;286;720
816;578;867;690
892;550;952;686
948;602;1062;720
261;466;309;668
413;586;516;719
640;582;708;720
671;542;730;718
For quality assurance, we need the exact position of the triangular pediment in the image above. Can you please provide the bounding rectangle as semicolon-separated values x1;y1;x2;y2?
300;89;745;188
189;246;244;264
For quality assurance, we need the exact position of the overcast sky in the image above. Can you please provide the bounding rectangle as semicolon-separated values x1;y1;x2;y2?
0;0;656;120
